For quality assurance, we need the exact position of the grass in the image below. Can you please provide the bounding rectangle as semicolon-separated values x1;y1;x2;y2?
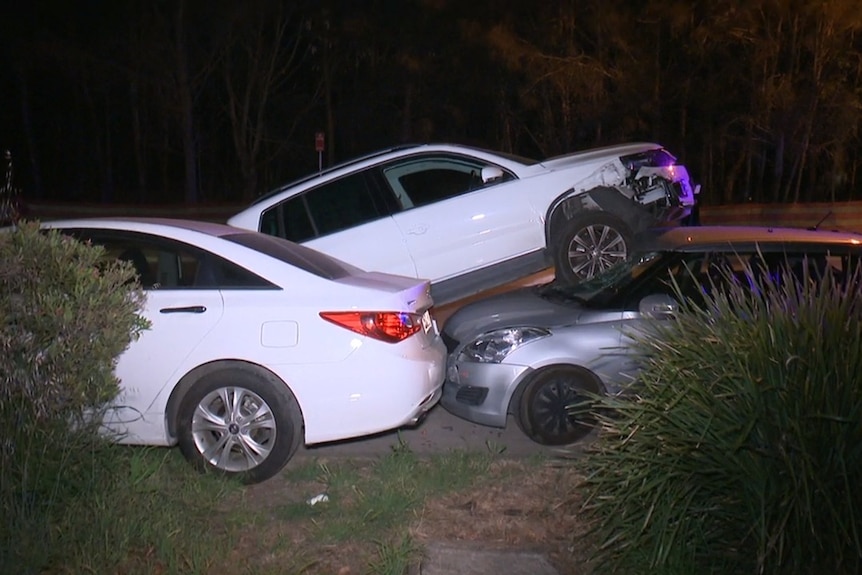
2;444;245;575
248;438;502;571
1;436;561;575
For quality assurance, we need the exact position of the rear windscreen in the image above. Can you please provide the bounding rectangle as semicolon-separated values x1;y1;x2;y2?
223;232;362;281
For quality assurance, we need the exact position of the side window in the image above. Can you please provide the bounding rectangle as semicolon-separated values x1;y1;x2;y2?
261;172;384;241
382;157;490;208
261;196;315;242
98;240;190;289
398;168;477;206
192;254;274;289
64;230;273;290
305;172;384;236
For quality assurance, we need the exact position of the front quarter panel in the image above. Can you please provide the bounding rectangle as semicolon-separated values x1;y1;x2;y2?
503;319;629;393
444;315;629;427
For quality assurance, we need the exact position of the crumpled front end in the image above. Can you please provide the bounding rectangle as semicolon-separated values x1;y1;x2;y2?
554;145;700;227
619;148;699;221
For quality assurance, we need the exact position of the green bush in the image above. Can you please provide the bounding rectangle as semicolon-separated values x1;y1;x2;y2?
579;260;862;574
0;221;148;570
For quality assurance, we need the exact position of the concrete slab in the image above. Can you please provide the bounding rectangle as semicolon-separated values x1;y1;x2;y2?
416;541;560;575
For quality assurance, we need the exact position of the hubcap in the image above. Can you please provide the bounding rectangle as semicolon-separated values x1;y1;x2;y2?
192;386;276;472
530;378;590;445
567;224;627;280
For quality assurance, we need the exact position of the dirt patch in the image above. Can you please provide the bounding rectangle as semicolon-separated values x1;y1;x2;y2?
410;460;591;574
223;457;592;575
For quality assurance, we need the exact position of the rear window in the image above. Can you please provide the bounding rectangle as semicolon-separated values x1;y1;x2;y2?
223;232;362;281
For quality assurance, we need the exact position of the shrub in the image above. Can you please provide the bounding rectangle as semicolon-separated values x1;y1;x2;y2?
579;259;862;574
0;221;148;570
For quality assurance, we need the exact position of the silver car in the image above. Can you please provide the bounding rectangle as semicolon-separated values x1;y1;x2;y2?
440;225;862;446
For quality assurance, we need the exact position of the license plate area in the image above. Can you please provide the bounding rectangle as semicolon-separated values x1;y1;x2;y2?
421;310;436;334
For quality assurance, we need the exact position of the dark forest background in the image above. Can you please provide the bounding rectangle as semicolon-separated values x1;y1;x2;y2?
2;0;861;207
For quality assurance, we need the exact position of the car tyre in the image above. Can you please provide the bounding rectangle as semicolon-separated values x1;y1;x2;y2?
553;211;632;284
516;365;599;446
176;367;303;484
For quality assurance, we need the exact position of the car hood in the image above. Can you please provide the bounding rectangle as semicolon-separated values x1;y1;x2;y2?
538;142;660;171
442;285;583;344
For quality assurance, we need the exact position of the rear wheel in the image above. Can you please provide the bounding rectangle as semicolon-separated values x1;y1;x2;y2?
176;367;302;483
516;366;600;446
553;212;632;285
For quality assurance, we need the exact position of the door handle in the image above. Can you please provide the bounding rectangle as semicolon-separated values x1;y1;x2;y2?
406;225;428;235
159;306;207;314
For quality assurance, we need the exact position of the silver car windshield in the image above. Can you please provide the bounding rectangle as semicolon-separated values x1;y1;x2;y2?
536;251;663;304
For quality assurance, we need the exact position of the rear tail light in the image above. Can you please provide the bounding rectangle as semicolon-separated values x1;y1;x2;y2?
320;311;422;343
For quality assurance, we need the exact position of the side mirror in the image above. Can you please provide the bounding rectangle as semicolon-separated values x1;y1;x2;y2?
639;293;678;319
481;166;504;184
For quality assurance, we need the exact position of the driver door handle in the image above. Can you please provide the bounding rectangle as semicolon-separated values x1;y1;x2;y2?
160;305;207;314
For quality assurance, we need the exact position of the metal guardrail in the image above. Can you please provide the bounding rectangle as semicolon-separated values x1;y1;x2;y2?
699;202;862;233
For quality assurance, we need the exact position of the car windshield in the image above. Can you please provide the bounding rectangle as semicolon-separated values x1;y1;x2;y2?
535;251;665;305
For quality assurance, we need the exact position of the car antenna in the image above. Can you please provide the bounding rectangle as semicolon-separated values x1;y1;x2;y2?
808;210;832;231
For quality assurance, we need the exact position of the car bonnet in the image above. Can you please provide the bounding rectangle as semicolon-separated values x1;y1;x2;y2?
442;285;583;345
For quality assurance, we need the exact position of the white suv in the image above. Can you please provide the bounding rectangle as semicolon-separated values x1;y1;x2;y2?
228;142;699;304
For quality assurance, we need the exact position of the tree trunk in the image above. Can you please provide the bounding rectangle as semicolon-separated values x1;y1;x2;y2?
129;80;148;202
175;0;199;203
401;82;414;143
16;69;42;200
324;36;336;168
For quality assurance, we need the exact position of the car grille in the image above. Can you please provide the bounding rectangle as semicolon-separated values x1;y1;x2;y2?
455;385;488;406
442;332;459;354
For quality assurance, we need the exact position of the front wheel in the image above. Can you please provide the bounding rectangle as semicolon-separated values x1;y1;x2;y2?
516;366;601;446
553;212;632;285
176;367;303;484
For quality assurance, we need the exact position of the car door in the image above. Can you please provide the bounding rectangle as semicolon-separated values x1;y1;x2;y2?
71;230;226;444
380;155;542;281
260;170;417;277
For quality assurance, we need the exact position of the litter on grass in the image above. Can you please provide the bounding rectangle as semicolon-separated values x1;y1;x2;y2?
307;493;329;506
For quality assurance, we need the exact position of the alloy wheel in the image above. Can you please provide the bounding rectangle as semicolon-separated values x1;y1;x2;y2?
566;224;628;280
191;386;277;473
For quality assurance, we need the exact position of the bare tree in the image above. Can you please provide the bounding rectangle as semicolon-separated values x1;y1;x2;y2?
220;3;315;200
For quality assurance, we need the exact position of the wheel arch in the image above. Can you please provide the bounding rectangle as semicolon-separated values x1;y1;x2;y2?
544;186;654;248
164;359;305;442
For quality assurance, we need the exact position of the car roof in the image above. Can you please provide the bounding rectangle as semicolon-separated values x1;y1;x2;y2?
40;216;369;282
245;143;542;207
42;216;248;238
638;225;862;252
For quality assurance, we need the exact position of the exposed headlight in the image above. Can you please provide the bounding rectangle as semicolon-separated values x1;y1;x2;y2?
457;327;551;364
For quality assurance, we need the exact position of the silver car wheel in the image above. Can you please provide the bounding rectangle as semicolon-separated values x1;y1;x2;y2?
566;224;628;280
517;365;600;446
191;386;276;473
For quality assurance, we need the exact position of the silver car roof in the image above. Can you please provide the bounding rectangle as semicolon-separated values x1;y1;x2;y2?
639;225;862;252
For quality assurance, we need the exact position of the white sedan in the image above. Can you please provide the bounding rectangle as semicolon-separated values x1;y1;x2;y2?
228;142;698;304
43;218;446;483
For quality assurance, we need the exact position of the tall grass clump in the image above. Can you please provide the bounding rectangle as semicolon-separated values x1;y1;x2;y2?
579;257;862;574
0;222;148;572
